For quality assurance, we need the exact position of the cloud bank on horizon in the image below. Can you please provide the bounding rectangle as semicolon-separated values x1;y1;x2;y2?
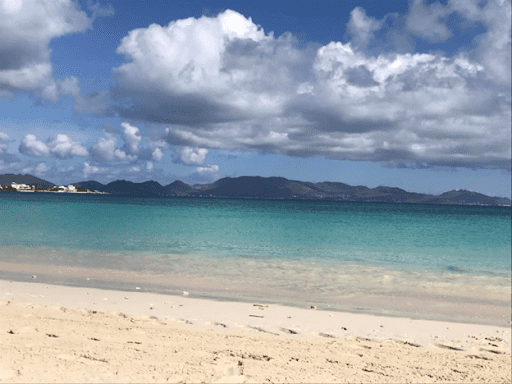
0;0;510;190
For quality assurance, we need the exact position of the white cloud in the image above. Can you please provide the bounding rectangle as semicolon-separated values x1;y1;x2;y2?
18;133;88;159
347;7;384;50
90;133;137;162
406;0;452;42
0;0;91;100
48;134;88;158
19;134;50;157
112;9;301;123
146;161;153;171
35;162;49;174
178;146;208;165
109;7;509;171
152;148;163;161
83;162;105;176
190;164;220;183
120;122;141;154
196;164;219;174
0;131;11;153
405;0;511;87
463;0;511;87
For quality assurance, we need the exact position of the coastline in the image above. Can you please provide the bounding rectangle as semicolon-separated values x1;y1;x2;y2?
0;256;509;327
1;278;510;383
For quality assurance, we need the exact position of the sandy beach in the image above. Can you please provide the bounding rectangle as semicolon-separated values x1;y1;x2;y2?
0;279;510;383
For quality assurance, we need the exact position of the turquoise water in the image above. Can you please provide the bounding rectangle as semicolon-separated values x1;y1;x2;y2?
0;192;510;325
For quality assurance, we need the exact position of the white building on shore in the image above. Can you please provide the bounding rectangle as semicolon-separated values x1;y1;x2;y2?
11;182;33;191
1;183;104;194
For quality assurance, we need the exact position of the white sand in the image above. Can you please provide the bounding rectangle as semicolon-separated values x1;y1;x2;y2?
1;279;510;383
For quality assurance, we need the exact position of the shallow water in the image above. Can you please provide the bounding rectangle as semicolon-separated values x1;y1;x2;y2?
0;192;510;325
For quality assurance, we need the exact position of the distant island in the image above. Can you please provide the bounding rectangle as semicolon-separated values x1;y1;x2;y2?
0;173;510;206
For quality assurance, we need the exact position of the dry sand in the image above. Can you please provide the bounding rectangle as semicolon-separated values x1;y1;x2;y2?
1;279;510;383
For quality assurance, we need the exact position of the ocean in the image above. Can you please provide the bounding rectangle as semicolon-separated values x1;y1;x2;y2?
0;192;510;326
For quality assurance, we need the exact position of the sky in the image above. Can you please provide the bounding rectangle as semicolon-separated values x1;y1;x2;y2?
0;0;510;197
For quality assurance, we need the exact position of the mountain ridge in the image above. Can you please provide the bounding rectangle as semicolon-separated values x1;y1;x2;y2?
0;173;510;206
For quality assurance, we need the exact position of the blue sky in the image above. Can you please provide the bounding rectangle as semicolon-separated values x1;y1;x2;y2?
0;0;510;197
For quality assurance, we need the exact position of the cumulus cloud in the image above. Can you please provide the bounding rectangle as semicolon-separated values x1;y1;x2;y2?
83;162;106;177
186;164;220;183
456;0;511;88
176;146;208;165
0;131;12;154
120;122;141;154
48;134;88;158
152;148;164;162
347;7;384;50
0;0;91;100
404;0;511;87
111;9;313;124
90;133;137;162
107;7;510;171
88;122;144;163
18;133;88;159
35;162;49;174
19;134;51;157
13;123;166;182
0;132;19;163
406;0;452;42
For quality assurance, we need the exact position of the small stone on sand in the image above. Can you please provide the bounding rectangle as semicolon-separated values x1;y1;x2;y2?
124;297;129;300
31;275;37;279
183;291;189;295
135;287;141;290
311;305;317;309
